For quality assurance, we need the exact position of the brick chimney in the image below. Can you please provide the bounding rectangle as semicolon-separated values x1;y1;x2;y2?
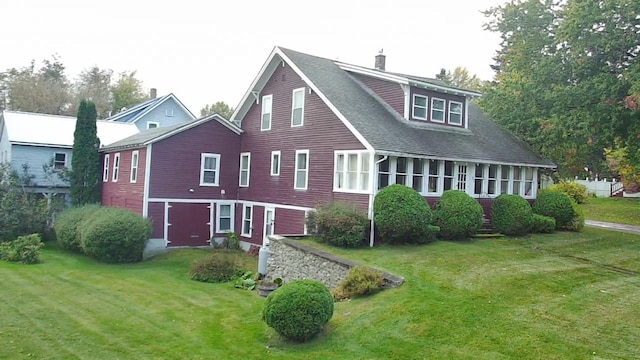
150;88;157;99
375;49;386;71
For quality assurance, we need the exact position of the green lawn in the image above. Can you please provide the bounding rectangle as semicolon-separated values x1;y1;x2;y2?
2;229;640;359
580;197;640;226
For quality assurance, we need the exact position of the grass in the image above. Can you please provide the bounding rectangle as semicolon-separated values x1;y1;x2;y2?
580;197;640;226
2;230;640;359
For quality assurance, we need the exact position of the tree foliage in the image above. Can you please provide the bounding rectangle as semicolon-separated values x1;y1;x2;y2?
110;71;148;114
70;100;101;206
0;164;48;241
72;66;113;118
200;101;234;119
436;67;483;91
480;0;640;181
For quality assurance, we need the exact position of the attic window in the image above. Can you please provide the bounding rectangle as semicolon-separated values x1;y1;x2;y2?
431;98;445;123
449;101;463;126
165;109;174;117
412;95;428;120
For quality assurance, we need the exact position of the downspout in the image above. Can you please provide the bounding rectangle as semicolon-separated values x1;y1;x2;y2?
369;155;388;247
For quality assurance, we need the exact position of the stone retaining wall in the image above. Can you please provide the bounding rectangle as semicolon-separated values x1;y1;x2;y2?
266;235;404;290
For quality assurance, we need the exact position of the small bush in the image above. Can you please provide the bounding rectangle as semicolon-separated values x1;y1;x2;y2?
374;184;434;244
0;234;43;264
315;202;368;248
333;266;385;300
531;214;556;233
563;200;585;232
55;204;102;252
190;252;242;283
262;279;334;342
548;181;588;204
80;207;151;263
491;194;534;236
432;190;484;240
532;190;575;230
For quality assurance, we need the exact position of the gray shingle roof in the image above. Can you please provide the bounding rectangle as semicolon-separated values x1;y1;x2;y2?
279;47;554;167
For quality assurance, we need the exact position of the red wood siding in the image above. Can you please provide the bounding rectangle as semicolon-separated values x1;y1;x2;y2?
148;202;165;238
238;62;367;209
274;208;306;235
410;87;467;127
332;192;369;214
352;73;405;116
101;148;146;215
148;119;240;200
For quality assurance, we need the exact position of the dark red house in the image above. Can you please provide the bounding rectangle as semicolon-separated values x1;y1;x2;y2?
101;47;554;250
101;114;241;248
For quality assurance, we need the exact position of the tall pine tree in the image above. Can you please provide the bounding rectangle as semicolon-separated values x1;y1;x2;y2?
70;99;101;205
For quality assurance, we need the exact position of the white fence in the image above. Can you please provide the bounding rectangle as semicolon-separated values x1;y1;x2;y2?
574;178;622;197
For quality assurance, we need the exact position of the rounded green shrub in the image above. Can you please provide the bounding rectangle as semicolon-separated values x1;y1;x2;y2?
491;194;534;236
432;190;483;240
532;190;575;230
332;265;385;300
548;181;588;204
55;204;102;252
531;214;556;233
80;207;151;263
314;202;368;248
374;184;434;244
189;252;242;283
262;279;334;342
0;234;43;264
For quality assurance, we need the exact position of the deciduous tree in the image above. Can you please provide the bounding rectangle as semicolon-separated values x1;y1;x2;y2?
109;71;147;115
72;66;113;118
200;101;234;119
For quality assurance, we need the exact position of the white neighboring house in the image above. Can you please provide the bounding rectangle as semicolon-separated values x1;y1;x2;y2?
0;111;138;201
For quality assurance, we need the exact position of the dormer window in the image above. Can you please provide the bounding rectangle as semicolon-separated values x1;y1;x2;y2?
448;101;463;126
431;98;445;123
412;95;428;120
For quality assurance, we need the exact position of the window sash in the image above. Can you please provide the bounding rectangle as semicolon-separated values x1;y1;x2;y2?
292;88;304;127
270;151;280;176
130;151;139;183
294;150;309;190
431;98;445;122
261;95;272;131
112;153;120;182
241;205;252;237
448;101;463;125
412;95;428;120
53;153;66;169
239;153;250;187
217;204;233;232
335;151;371;192
103;154;110;182
200;153;220;186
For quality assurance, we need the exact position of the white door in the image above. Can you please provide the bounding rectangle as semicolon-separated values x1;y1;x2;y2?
263;207;275;246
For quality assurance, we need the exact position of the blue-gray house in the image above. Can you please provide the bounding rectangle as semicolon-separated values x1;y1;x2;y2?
104;91;196;131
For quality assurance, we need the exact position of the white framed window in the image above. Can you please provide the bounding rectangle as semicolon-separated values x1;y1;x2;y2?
270;151;281;176
488;164;498;195
395;157;408;185
512;166;522;195
474;164;485;195
524;167;535;196
449;101;463;126
261;95;272;131
378;157;390;189
412;95;428;120
147;121;159;129
500;166;510;194
241;204;252;237
431;98;445;123
443;160;454;190
165;109;174;117
335;151;370;192
216;203;234;233
53;152;67;170
130;150;139;183
103;154;110;182
457;163;468;191
294;149;309;190
427;160;440;194
291;88;305;127
412;158;425;192
200;153;220;186
239;152;251;187
112;153;120;182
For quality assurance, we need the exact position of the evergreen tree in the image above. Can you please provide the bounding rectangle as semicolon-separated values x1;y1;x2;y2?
70;99;101;205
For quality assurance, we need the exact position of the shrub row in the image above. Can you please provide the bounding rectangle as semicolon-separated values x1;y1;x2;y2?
0;234;43;264
55;205;151;263
309;202;368;248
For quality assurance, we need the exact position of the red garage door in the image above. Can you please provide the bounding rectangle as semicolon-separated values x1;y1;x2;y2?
167;203;211;247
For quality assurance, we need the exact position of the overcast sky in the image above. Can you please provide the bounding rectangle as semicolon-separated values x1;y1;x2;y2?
0;0;506;116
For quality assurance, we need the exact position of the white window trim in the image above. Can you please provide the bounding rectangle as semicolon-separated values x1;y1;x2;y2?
291;87;305;127
412;94;428;120
239;152;251;187
53;152;67;170
333;150;371;194
448;101;463;126
199;153;221;186
103;154;110;182
294;149;309;190
241;204;253;237
431;98;446;123
261;94;272;131
165;109;174;117
112;153;120;182
216;202;234;233
270;151;281;176
147;121;159;129
130;150;139;183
